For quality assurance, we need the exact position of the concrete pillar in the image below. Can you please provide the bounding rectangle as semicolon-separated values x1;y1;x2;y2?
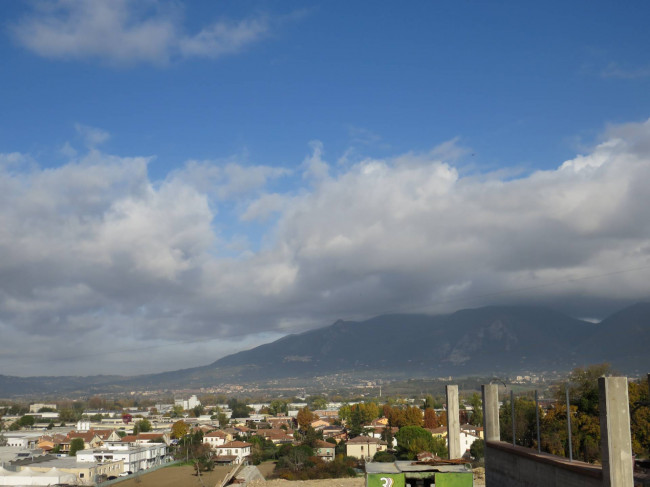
446;385;461;459
482;384;500;442
599;376;634;487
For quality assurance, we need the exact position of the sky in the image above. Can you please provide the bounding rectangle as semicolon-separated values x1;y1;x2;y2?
1;1;650;377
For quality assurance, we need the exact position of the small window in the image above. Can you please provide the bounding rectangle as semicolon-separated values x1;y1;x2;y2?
80;473;85;478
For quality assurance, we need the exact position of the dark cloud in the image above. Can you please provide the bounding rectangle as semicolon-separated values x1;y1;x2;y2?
1;120;650;375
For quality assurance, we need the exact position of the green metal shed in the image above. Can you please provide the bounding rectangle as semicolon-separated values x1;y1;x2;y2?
365;460;473;487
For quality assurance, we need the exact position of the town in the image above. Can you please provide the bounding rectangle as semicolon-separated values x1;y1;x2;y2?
1;365;649;486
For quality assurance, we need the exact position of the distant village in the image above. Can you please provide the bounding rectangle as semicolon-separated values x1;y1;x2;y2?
0;391;486;485
2;367;648;487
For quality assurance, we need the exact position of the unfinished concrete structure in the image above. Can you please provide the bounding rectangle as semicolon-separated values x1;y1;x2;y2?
446;384;461;460
481;376;634;487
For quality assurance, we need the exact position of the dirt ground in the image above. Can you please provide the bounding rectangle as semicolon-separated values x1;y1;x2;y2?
112;463;485;487
248;479;364;487
112;464;231;487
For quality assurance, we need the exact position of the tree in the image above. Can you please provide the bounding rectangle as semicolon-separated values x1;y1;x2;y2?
302;426;323;448
297;407;317;430
402;406;423;427
122;413;133;424
468;393;483;427
171;420;189;439
373;450;396;462
18;415;35;427
629;378;650;458
470;439;485;460
136;419;152;432
422;395;435;410
69;438;85;456
229;399;251;418
395;426;447;459
309;396;328;411
269;399;288;415
423;408;439;429
347;407;364;438
59;408;81;423
338;404;352;423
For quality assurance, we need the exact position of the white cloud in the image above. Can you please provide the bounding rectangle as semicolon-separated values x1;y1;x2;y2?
2;120;650;375
10;0;279;65
171;159;290;200
601;62;650;79
178;17;270;59
75;123;110;147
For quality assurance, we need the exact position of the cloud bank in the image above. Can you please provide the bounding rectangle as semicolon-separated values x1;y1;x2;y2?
9;0;276;65
1;120;650;375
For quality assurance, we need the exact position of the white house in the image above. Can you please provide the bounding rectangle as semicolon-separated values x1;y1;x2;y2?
76;444;167;474
459;431;480;456
203;430;231;449
214;441;251;465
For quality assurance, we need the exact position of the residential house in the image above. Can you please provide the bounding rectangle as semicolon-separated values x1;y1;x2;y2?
313;440;336;462
428;426;448;439
37;434;67;452
321;425;347;443
62;431;104;453
254;429;293;445
460;423;484;439
459;431;480;456
203;430;232;449
310;419;330;430
345;436;387;461
267;416;294;429
213;441;251;465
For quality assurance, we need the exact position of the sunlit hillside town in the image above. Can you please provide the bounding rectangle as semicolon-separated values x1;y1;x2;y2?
0;393;487;485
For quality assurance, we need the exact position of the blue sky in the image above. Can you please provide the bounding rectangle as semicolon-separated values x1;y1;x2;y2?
1;1;650;375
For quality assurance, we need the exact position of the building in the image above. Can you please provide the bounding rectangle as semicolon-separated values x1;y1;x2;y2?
29;404;57;413
313;440;336;462
76;443;168;474
203;430;232;449
213;441;251;465
345;436;387;461
175;395;201;411
365;460;473;486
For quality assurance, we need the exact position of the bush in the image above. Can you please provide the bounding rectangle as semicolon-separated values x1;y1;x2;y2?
373;450;396;462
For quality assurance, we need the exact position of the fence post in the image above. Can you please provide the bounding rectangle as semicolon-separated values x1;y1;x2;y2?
510;390;515;446
535;390;541;453
566;387;573;462
599;376;634;487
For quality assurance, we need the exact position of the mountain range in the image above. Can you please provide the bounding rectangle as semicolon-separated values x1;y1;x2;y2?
1;303;649;396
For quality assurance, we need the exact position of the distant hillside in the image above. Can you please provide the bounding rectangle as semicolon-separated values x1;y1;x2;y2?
206;305;593;379
1;303;648;396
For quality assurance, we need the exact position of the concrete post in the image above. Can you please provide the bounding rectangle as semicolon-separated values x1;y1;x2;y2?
446;385;461;459
482;384;500;442
599;376;634;487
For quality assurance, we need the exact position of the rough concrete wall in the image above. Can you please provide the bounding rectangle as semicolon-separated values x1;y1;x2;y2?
485;443;601;487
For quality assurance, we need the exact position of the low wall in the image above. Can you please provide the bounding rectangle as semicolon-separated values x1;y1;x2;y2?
485;441;602;487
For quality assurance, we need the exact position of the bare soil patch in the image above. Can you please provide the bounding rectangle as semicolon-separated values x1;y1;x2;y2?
249;479;364;487
112;464;231;487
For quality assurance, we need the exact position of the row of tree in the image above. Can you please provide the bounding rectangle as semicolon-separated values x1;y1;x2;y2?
499;364;650;462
